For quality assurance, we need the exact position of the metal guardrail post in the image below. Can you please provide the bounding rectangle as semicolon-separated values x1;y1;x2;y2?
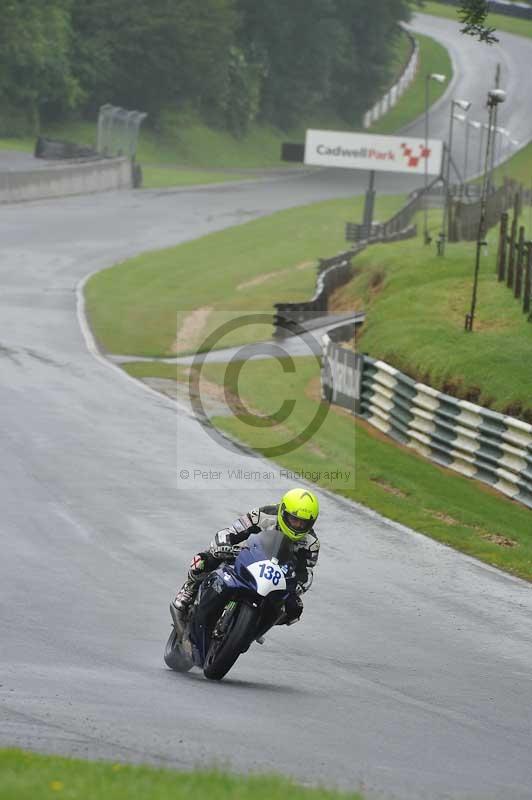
524;243;532;316
515;226;525;299
497;212;508;282
507;210;518;290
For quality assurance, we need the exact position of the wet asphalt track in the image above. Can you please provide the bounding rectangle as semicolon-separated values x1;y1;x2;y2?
1;15;532;800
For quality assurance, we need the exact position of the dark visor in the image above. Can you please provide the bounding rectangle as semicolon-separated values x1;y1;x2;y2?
283;510;313;533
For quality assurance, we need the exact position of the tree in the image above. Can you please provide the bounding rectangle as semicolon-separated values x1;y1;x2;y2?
331;0;411;125
458;0;498;44
70;0;238;119
236;0;345;128
235;0;411;129
0;0;79;135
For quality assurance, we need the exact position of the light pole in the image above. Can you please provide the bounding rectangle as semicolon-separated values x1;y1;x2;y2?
464;120;481;183
452;112;467;198
424;72;447;245
452;111;467;181
465;88;506;332
477;123;488;175
464;119;482;184
439;98;471;256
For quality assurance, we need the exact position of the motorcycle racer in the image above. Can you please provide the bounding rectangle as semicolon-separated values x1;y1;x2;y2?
171;487;320;628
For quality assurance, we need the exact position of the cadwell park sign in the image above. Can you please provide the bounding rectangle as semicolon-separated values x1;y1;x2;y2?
304;129;443;176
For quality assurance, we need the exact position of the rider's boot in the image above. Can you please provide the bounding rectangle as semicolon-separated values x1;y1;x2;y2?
170;555;207;628
170;578;197;625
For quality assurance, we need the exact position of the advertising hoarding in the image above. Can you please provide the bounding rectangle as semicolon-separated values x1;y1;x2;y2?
305;129;443;176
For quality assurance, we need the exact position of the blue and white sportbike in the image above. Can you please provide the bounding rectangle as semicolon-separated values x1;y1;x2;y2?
164;528;298;681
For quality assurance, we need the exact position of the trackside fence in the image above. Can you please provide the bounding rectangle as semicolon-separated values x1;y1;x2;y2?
320;347;532;510
448;179;531;242
495;196;532;320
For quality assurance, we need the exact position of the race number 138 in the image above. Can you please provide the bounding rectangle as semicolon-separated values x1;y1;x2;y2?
258;563;282;586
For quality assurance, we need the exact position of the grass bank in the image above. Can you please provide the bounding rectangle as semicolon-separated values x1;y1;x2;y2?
84;194;405;357
123;352;532;581
332;207;532;418
418;0;532;37
493;139;532;187
140;166;255;189
368;33;453;134
0;749;363;800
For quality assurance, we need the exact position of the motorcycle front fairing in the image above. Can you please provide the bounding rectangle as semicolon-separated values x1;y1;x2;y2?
188;529;298;664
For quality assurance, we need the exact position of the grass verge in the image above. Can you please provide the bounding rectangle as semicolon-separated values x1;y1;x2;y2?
141;166;255;189
418;0;532;38
0;136;34;152
84;194;405;357
0;749;363;800
493;140;532;187
122;353;532;581
331;207;532;418
368;33;453;134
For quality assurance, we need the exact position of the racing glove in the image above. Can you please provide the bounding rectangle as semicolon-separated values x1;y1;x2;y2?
209;530;241;560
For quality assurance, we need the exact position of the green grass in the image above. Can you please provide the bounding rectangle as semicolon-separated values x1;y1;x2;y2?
493;139;532;187
84;194;405;357
0;136;34;152
333;207;532;417
369;33;453;134
418;0;532;38
0;749;363;800
123;352;532;581
141;166;254;189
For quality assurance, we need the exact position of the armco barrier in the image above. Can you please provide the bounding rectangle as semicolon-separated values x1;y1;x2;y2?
320;346;532;509
0;157;133;204
274;222;417;337
360;357;532;508
273;245;365;337
363;28;419;129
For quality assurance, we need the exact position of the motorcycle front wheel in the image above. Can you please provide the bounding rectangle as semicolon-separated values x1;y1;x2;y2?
203;603;258;681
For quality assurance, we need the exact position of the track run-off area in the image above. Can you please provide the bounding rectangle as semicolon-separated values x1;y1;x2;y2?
2;15;532;800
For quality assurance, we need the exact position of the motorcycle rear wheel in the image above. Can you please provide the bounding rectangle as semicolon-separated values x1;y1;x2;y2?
164;628;193;672
203;603;257;681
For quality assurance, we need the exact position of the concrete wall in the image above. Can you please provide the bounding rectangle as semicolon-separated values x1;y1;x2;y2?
0;157;133;204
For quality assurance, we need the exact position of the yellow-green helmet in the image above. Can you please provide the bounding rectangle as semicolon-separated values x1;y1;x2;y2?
278;488;319;541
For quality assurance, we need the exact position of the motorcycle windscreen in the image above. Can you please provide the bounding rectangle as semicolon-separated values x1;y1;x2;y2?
236;529;294;569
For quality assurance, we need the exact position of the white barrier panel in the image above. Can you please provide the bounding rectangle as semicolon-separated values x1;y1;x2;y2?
363;37;419;129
